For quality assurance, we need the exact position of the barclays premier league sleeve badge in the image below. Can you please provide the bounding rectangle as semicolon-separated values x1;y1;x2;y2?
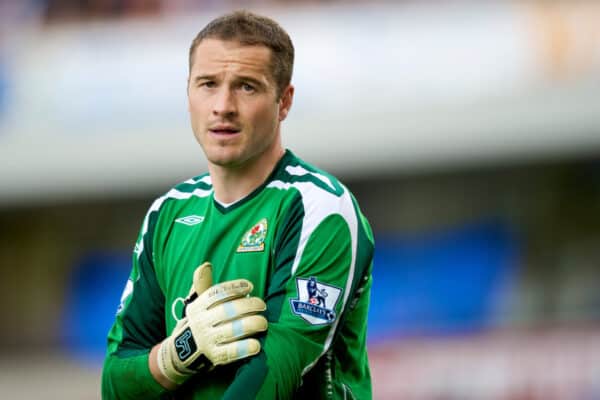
290;277;342;325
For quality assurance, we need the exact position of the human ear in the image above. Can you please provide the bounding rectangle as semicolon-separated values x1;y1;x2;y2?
278;84;294;122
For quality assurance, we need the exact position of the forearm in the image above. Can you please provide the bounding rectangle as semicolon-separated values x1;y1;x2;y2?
149;343;178;391
222;324;321;399
102;350;169;400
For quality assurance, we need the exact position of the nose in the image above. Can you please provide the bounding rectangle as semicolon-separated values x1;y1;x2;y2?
212;87;237;118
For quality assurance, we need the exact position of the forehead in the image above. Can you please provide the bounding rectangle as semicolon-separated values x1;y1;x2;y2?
190;39;273;78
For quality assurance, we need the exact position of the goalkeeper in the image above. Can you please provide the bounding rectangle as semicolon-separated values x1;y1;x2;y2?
102;10;374;400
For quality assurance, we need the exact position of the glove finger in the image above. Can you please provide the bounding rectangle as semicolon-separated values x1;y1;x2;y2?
212;315;268;344
199;279;254;309
211;297;266;325
182;263;213;317
192;262;213;295
210;338;261;366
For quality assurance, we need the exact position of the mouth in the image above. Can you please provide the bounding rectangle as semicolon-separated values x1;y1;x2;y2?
209;125;241;135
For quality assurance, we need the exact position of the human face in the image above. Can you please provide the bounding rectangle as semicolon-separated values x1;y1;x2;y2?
188;39;293;170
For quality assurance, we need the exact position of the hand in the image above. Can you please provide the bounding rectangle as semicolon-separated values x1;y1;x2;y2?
156;262;267;385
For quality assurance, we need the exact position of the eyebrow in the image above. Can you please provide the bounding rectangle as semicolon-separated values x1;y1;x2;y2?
193;74;217;83
237;75;266;88
192;74;266;89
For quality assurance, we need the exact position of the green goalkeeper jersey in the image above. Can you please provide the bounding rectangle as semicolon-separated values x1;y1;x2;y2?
102;150;374;399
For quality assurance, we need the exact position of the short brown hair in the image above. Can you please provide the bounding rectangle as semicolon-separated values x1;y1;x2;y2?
189;10;295;98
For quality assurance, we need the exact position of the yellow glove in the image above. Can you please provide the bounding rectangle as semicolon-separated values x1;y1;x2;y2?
156;262;267;385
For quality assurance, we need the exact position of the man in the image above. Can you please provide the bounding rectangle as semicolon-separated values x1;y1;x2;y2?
102;10;374;399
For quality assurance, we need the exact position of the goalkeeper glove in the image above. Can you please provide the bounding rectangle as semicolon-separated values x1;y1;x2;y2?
156;262;267;385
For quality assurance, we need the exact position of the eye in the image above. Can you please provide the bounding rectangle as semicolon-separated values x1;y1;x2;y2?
199;81;216;88
241;82;255;93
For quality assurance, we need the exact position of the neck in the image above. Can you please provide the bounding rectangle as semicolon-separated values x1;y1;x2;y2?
209;145;285;204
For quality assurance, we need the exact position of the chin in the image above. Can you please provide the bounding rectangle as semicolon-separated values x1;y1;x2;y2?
207;152;243;168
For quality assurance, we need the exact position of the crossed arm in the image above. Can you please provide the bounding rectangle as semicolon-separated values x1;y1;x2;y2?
102;212;364;399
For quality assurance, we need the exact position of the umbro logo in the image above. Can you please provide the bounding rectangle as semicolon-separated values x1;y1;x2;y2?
175;215;205;226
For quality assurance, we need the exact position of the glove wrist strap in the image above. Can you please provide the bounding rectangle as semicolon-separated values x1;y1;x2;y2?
157;340;190;386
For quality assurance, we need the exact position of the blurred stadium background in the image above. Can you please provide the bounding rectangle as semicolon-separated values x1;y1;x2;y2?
1;0;600;398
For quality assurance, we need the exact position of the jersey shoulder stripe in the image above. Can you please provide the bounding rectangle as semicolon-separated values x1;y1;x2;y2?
178;173;212;191
271;152;345;198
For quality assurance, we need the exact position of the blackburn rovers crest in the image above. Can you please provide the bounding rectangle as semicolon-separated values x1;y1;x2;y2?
290;277;342;325
237;218;268;252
